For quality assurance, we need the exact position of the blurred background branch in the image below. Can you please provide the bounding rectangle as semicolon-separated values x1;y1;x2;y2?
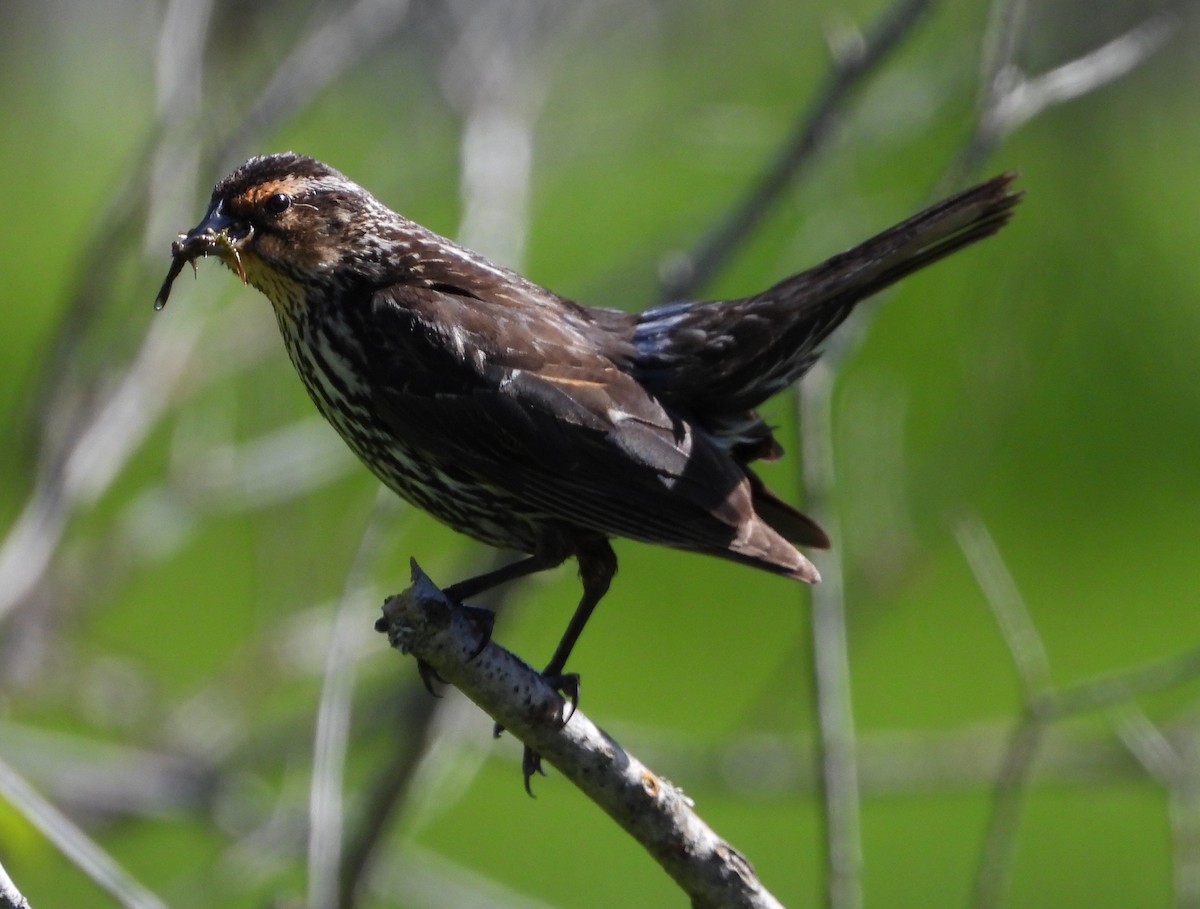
1;0;1199;907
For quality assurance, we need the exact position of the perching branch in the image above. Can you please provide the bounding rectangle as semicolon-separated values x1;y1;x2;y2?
375;561;787;909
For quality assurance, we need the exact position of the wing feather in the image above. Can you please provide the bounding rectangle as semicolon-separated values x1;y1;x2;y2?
368;283;815;578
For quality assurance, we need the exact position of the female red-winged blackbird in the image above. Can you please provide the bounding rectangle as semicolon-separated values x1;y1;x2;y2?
158;154;1017;759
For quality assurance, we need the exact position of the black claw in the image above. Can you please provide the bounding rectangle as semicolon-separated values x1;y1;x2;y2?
460;603;495;660
512;671;580;794
416;659;446;696
522;746;546;796
544;672;581;726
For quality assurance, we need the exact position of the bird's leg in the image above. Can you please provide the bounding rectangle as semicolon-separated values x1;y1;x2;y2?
444;554;556;602
442;553;562;659
519;538;617;793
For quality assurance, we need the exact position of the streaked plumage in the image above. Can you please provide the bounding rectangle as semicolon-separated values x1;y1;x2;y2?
158;154;1019;773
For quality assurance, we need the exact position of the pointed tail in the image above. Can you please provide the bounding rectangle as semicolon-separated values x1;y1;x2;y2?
633;174;1021;416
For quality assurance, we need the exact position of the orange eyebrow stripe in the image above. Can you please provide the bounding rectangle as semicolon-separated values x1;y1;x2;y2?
242;178;305;204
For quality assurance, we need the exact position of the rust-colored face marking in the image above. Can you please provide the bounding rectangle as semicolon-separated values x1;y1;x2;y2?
237;177;306;208
156;181;308;311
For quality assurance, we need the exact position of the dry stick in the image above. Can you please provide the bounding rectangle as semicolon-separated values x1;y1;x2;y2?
377;562;788;909
661;0;935;302
215;0;415;172
1116;709;1200;909
0;858;33;909
957;513;1200;909
335;689;442;909
799;363;861;909
337;546;519;909
307;492;401;909
943;0;1178;189
0;755;169;909
1;2;420;906
955;515;1053;909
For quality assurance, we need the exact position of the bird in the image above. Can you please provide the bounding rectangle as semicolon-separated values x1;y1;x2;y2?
157;153;1018;783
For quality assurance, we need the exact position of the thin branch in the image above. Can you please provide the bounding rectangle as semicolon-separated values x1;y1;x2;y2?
661;0;935;301
799;363;861;909
0;858;32;909
953;515;1052;701
0;755;170;909
1116;709;1200;909
944;2;1179;187
0;310;207;627
1051;646;1200;717
216;0;415;171
955;514;1048;909
335;688;440;909
969;718;1044;909
337;548;517;908
307;492;400;909
369;842;563;909
376;561;788;909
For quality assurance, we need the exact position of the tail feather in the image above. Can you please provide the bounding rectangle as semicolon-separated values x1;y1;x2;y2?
632;173;1021;422
724;515;821;583
746;469;830;549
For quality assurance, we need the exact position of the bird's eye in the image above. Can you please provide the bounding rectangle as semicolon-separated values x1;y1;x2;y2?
263;192;292;215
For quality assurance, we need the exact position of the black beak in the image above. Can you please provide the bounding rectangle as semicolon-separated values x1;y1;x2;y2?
179;199;251;249
155;200;251;310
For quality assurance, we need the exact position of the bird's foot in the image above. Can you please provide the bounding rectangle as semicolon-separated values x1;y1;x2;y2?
493;671;580;795
407;597;493;695
458;602;495;660
415;659;445;696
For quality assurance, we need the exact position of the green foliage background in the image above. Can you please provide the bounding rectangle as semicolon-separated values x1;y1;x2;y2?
1;1;1198;907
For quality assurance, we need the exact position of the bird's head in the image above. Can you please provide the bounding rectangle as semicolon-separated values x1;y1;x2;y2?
155;152;388;310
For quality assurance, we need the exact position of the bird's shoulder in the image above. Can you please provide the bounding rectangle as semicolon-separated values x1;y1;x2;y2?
367;249;635;381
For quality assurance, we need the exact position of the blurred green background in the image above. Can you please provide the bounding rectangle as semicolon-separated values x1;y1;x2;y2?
2;0;1199;907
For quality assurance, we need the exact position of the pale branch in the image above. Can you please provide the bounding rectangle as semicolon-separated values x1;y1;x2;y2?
943;3;1180;188
799;364;861;909
0;755;169;909
375;561;788;909
659;0;934;301
0;858;32;909
307;492;402;909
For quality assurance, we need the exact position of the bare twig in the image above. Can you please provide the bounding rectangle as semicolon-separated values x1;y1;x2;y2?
0;755;170;909
661;0;934;301
0;310;207;627
799;363;861;909
335;688;441;909
954;514;1052;701
945;1;1179;187
376;562;788;909
337;548;517;908
368;842;562;909
0;858;32;909
216;0;415;171
307;491;401;909
681;4;947;906
955;515;1048;909
1117;709;1200;909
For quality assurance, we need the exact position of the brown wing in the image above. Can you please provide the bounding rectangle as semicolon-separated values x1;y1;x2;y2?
367;283;818;580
